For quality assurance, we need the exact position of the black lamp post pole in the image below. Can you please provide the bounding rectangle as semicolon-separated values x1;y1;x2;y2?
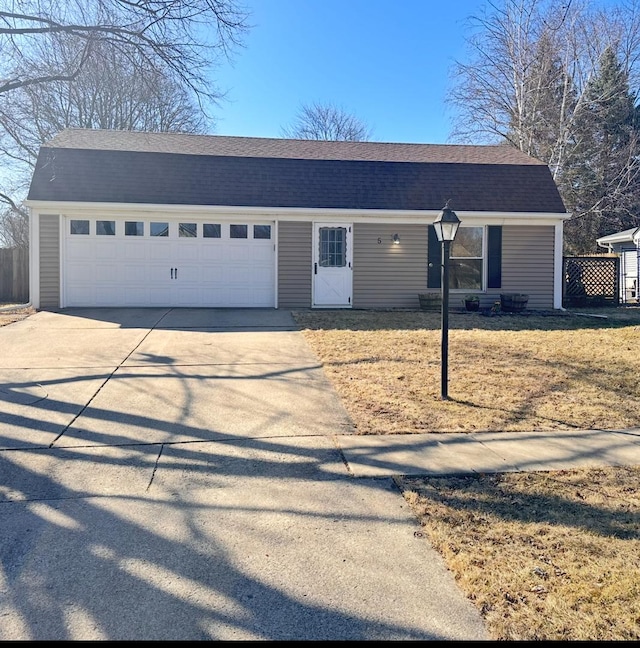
441;239;451;400
433;201;460;401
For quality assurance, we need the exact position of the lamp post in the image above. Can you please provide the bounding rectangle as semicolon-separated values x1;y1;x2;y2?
433;203;461;400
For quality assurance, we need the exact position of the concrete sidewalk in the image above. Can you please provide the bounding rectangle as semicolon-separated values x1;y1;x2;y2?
334;427;640;478
1;308;639;641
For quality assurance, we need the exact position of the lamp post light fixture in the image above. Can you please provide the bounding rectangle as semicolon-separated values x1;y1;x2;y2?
433;202;461;400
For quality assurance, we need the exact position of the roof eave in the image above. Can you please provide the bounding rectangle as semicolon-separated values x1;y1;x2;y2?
24;199;569;222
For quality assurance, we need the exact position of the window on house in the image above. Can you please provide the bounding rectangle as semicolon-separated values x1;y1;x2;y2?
125;221;144;236
230;224;248;239
179;222;197;237
253;225;271;239
150;222;169;237
203;223;221;238
70;219;90;235
319;227;347;267
96;220;115;235
450;227;483;290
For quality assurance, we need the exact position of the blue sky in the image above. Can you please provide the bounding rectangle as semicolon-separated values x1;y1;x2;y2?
210;0;485;144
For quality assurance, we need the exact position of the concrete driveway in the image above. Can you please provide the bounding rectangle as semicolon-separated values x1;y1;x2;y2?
0;308;488;641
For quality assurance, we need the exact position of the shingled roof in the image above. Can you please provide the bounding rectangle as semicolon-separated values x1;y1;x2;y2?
27;129;567;213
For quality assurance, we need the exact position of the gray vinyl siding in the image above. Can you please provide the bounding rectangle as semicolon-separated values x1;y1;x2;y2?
492;225;555;309
353;223;428;309
278;221;312;308
39;214;60;309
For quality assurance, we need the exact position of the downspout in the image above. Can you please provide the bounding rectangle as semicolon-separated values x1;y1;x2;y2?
554;222;565;310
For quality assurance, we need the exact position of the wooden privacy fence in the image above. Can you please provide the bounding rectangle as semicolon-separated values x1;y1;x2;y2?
563;256;619;307
0;247;29;303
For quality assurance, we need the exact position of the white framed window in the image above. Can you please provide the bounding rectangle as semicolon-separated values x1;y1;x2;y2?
125;221;144;236
70;219;90;235
253;224;271;239
150;222;169;237
450;226;484;290
318;226;347;267
203;223;221;238
230;224;248;239
179;222;197;237
96;220;115;235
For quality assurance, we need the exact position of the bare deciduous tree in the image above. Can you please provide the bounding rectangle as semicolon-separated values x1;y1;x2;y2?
0;201;29;248
0;1;250;101
0;38;208;174
448;0;640;253
281;102;373;141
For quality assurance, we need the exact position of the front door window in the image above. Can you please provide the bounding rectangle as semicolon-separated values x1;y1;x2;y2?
319;227;347;267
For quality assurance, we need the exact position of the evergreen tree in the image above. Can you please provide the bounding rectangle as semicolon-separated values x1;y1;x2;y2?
562;47;640;254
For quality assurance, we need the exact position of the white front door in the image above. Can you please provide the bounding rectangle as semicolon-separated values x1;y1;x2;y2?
313;223;352;307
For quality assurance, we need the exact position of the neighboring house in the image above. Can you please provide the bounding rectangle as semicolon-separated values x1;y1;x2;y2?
25;129;568;311
596;227;640;303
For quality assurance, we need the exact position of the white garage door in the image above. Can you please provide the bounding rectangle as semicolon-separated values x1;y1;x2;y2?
63;217;276;307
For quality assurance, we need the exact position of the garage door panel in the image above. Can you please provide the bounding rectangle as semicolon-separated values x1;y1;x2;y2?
123;286;148;306
95;241;118;260
97;286;122;306
67;285;96;305
123;241;148;260
202;264;227;282
67;261;95;282
225;245;251;261
148;287;172;306
174;245;201;262
63;217;276;307
174;264;200;282
174;287;201;306
148;264;172;283
122;264;149;282
67;240;94;261
94;263;119;283
252;246;274;262
149;244;171;261
201;244;223;260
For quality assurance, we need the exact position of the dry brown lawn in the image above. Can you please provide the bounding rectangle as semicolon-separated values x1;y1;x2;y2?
0;304;34;327
293;306;640;640
292;307;640;434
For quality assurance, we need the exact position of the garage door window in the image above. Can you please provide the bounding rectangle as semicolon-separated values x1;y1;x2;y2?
230;224;248;239
96;220;115;236
254;225;271;239
70;219;90;235
179;223;197;238
203;223;221;238
125;221;144;236
150;222;169;237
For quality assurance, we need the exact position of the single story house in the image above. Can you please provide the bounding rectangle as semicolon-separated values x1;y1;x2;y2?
596;227;640;303
25;129;569;311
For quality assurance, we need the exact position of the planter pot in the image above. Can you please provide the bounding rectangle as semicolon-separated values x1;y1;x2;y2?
464;299;480;312
500;293;529;313
418;293;441;311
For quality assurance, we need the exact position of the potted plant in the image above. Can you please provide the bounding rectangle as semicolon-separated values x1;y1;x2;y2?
463;294;480;311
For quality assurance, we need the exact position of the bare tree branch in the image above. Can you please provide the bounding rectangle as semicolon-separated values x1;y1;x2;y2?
281;102;373;141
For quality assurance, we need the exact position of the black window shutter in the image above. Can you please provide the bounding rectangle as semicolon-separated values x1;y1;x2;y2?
427;225;441;288
487;225;502;289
